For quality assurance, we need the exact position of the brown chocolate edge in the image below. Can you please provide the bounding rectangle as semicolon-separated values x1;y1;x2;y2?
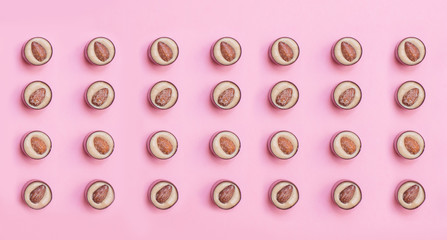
84;180;115;210
148;81;179;110
210;37;242;66
269;180;299;210
395;81;425;110
268;130;299;160
331;180;362;210
210;81;241;110
209;130;241;159
331;81;362;110
331;37;362;66
395;37;426;66
330;130;361;160
83;130;115;160
148;180;178;210
21;130;52;160
22;37;53;66
393;131;425;160
268;37;300;66
268;81;299;110
146;130;178;160
210;180;241;210
22;81;53;110
22;179;52;210
147;37;179;66
395;180;426;210
84;81;115;110
84;37;116;66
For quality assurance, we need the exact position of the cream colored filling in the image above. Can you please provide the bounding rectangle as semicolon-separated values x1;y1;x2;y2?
150;38;179;65
332;131;361;159
150;181;178;209
396;131;424;159
23;81;52;109
270;81;299;109
24;37;52;65
213;37;241;65
86;37;115;65
333;181;361;209
150;81;178;109
397;81;425;109
85;131;114;159
270;131;298;159
397;182;425;209
397;38;425;65
23;131;51;159
213;181;241;209
86;81;115;109
333;81;361;109
86;181;115;209
24;181;52;209
333;37;362;65
271;37;299;65
270;181;299;209
211;131;240;159
149;131;178;159
212;81;241;109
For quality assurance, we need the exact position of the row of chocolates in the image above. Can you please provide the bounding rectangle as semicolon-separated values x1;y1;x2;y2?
22;36;426;67
22;80;425;111
21;179;425;211
22;130;424;161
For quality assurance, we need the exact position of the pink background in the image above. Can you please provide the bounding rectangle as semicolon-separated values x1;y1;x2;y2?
1;0;446;239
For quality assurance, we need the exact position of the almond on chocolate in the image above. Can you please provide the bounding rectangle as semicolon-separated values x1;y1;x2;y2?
155;88;172;107
94;42;110;62
149;181;178;209
339;185;355;204
331;131;361;159
332;37;362;65
402;88;419;107
85;37;115;65
276;185;293;203
397;181;425;210
86;81;115;110
23;180;52;209
270;81;299;110
31;42;47;62
29;185;46;204
278;42;293;62
31;137;47;155
157;41;173;62
217;88;235;106
94;137;110;155
396;81;425;110
148;131;178;159
340;137;356;155
275;88;293;106
212;81;241;110
220;42;236;62
212;37;241;65
92;185;109;204
23;37;53;65
219;185;235;203
157;137;173;155
22;131;51;159
396;37;425;65
84;131;114;159
149;81;178;110
338;88;355;107
156;185;172;203
149;37;179;65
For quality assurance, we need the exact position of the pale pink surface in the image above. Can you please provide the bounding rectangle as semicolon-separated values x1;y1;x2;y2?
1;0;446;239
